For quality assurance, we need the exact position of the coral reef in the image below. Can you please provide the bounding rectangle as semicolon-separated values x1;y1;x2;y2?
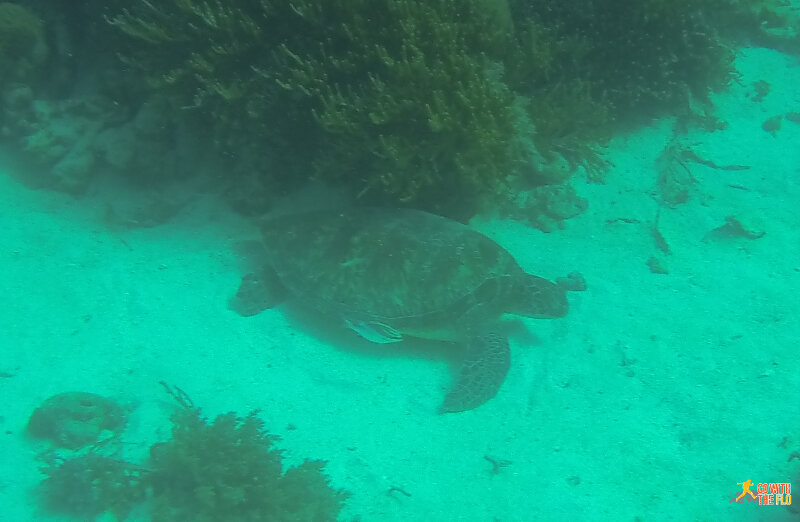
108;0;521;217
508;0;735;121
500;183;589;233
3;0;798;226
714;0;800;53
32;386;348;521
269;0;518;213
27;392;128;450
106;0;795;221
0;3;48;149
0;2;47;85
506;0;799;133
3;92;212;197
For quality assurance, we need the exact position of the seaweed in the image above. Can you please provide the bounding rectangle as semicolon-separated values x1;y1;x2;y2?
33;385;348;521
38;454;146;521
148;402;348;521
91;0;800;220
508;0;736;121
107;0;525;216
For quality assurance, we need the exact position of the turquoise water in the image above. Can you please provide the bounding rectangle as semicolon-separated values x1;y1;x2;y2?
3;7;800;522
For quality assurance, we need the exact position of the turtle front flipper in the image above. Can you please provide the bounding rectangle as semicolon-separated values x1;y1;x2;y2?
228;267;288;317
439;333;510;413
345;319;403;343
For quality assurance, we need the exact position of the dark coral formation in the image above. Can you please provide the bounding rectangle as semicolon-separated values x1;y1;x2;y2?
0;2;47;85
103;0;800;221
27;392;128;450
1;0;798;225
107;0;520;217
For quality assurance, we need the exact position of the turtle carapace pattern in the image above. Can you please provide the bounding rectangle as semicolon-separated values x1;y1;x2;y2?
231;208;570;413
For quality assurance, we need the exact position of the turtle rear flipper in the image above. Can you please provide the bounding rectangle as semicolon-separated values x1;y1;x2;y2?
229;267;288;317
439;333;510;413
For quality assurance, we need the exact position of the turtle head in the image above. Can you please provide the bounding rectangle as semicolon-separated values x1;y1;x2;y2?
510;274;568;318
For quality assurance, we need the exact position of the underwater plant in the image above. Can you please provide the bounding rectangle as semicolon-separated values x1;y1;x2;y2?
507;0;735;122
147;385;348;522
12;0;791;225
107;0;526;217
32;385;348;521
509;0;799;124
38;453;146;521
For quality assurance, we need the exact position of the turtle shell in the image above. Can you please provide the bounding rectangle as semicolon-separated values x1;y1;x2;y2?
261;208;525;336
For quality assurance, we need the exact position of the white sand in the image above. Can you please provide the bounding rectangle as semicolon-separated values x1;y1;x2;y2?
2;47;799;521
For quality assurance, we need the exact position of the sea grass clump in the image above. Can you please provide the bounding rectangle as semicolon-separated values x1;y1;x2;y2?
507;0;735;123
509;0;799;124
270;0;518;212
99;0;798;223
148;401;348;522
38;454;146;521
108;0;524;217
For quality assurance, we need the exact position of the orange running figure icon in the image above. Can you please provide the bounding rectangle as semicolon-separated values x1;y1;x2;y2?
736;479;757;502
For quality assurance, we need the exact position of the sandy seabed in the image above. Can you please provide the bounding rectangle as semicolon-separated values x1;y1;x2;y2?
2;47;799;521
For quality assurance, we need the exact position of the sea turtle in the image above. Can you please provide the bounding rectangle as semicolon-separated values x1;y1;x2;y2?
230;207;573;413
